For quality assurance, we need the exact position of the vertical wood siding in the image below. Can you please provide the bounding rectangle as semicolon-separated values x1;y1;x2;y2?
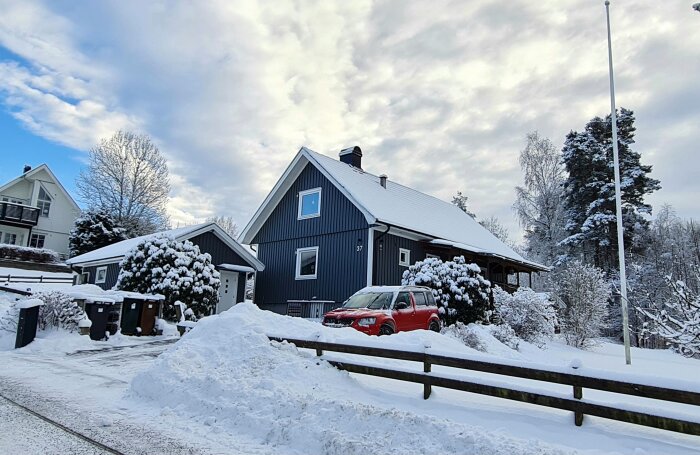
82;262;121;290
189;231;251;267
373;233;426;286
255;229;368;307
253;164;368;244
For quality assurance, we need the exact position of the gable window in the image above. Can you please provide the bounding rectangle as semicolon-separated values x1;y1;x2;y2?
295;246;318;280
37;186;52;217
298;188;321;219
29;233;46;249
95;266;108;284
399;248;411;267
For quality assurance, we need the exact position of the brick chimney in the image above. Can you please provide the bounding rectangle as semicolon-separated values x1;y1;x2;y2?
339;146;362;169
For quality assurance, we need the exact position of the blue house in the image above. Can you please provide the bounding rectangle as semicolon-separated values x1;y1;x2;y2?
239;146;547;315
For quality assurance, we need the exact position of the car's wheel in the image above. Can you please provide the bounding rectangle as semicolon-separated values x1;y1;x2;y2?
429;321;440;332
379;324;394;336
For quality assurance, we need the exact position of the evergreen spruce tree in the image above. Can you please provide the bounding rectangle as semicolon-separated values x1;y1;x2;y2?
561;108;660;271
69;210;127;257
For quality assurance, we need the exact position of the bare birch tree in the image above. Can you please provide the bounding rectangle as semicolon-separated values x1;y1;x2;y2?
206;215;239;238
77;130;170;236
513;131;567;265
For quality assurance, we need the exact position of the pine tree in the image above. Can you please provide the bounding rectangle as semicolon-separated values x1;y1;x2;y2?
451;191;476;218
561;108;660;271
69;210;128;257
116;235;220;320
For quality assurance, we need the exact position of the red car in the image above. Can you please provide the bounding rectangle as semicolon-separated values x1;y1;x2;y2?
322;286;441;335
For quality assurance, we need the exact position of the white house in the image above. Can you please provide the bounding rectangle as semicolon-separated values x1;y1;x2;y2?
0;164;81;257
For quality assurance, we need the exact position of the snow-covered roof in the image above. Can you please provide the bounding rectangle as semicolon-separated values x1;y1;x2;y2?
0;164;80;212
240;147;547;272
68;222;264;271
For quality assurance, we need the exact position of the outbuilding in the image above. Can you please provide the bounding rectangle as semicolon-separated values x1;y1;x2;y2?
66;222;264;314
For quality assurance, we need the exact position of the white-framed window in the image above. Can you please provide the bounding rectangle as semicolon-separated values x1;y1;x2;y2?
399;248;411;267
95;266;108;284
37;186;52;217
297;188;322;219
3;233;17;245
295;246;318;280
29;233;46;249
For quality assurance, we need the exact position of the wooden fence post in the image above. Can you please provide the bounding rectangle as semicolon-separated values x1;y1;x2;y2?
573;385;584;426
424;344;432;399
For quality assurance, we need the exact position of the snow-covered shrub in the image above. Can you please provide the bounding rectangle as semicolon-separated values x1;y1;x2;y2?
35;291;87;332
638;266;700;357
0;302;20;334
488;323;520;350
493;286;557;347
69;210;127;257
441;322;487;352
116;235;220;320
0;244;59;263
551;261;610;348
402;256;491;325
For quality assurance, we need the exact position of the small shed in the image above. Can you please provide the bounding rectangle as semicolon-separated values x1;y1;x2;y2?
216;264;255;313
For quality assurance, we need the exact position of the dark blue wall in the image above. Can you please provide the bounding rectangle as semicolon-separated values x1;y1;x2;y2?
253;163;368;244
189;231;250;267
373;233;426;286
81;262;121;290
255;229;369;309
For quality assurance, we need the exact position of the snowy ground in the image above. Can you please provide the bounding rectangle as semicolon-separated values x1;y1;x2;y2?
0;302;698;454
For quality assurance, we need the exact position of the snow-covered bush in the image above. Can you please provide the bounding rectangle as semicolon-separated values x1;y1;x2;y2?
0;301;19;334
402;256;491;325
116;235;220;320
0;244;59;264
638;267;700;357
69;210;127;257
493;286;557;347
550;261;610;348
35;291;87;332
488;323;520;350
441;322;487;352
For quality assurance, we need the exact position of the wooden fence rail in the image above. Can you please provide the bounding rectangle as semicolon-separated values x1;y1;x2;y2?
268;336;700;436
1;274;76;285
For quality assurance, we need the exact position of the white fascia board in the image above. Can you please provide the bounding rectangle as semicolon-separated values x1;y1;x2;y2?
238;149;309;244
185;223;265;271
239;147;377;244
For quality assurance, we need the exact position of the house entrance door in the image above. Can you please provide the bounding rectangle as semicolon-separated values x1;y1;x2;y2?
217;270;239;313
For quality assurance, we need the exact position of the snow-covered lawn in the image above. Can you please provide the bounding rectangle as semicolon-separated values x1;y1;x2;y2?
1;302;698;454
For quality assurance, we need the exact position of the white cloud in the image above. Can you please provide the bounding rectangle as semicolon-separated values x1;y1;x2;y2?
0;0;698;237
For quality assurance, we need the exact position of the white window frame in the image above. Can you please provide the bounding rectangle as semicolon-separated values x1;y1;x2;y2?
399;248;411;267
295;246;319;280
297;188;322;220
95;266;108;284
37;185;52;218
29;233;46;249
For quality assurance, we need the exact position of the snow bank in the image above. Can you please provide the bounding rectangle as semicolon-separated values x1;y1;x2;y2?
130;303;569;455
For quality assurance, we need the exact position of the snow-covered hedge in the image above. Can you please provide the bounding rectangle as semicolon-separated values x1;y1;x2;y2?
35;290;87;332
401;256;491;325
116;235;220;320
550;261;610;349
0;244;60;264
493;287;557;347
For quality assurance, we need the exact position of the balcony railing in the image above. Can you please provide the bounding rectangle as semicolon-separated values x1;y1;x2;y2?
0;202;40;227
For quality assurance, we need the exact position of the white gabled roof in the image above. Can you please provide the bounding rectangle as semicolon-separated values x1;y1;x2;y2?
240;147;547;272
68;222;264;271
0;164;80;212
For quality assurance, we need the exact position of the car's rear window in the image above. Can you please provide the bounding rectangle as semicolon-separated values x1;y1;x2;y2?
425;292;437;306
414;292;427;306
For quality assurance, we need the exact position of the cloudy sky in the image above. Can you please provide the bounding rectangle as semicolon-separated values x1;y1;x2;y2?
0;0;698;239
